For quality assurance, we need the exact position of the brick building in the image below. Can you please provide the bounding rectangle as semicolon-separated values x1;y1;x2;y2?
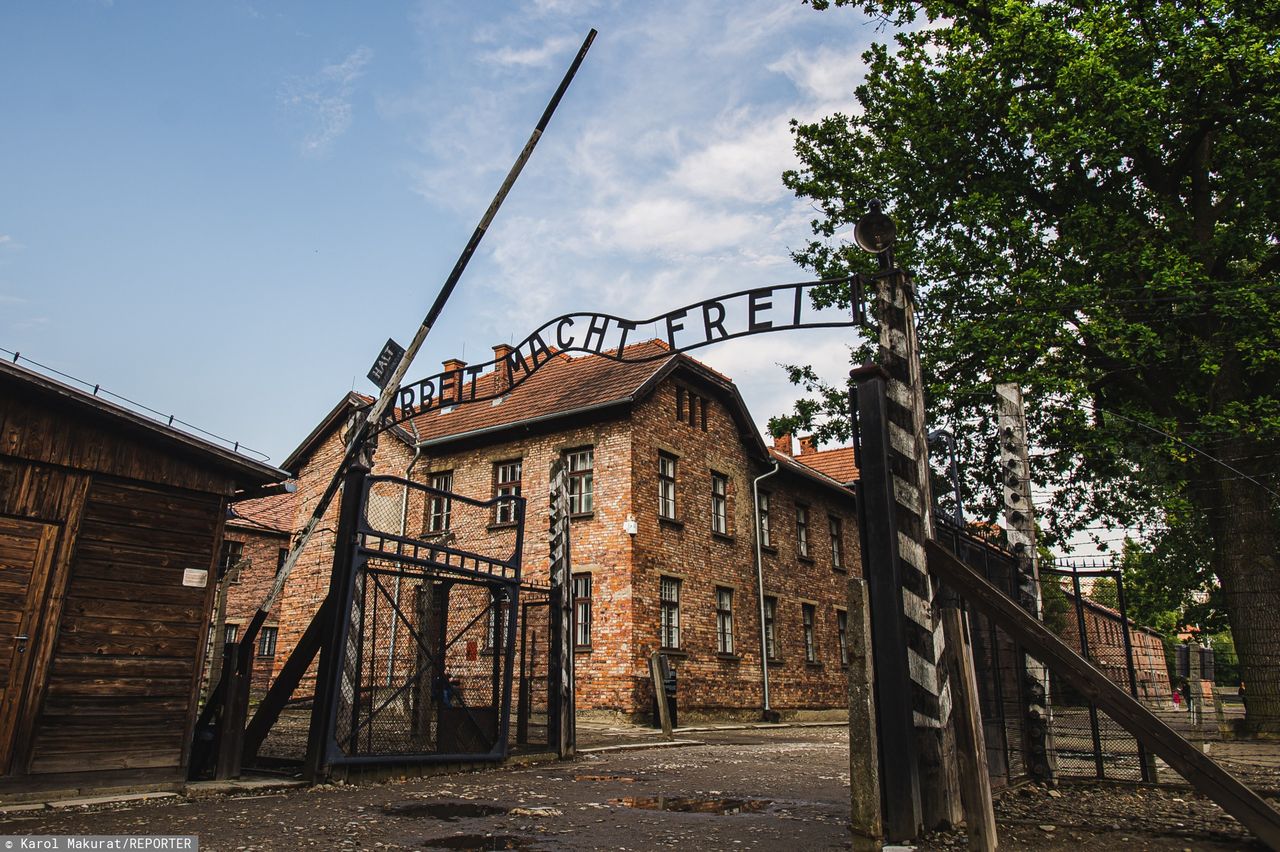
1058;588;1173;706
262;341;861;719
206;489;296;693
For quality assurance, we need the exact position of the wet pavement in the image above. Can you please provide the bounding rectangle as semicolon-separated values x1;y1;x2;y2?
1;724;1275;850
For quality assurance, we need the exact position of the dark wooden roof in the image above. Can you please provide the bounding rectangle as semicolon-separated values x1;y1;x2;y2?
0;359;286;487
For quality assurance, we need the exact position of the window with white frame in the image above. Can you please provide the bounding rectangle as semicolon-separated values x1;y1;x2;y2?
764;596;779;660
796;504;810;557
716;587;734;654
803;603;818;663
711;472;728;535
428;470;453;532
660;576;681;649
658;453;677;519
572;573;592;648
829;515;845;570
837;609;849;667
567;448;594;515
758;491;772;547
258;626;278;658
494;460;522;524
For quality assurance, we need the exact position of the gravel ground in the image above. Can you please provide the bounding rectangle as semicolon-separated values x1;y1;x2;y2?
2;726;1276;851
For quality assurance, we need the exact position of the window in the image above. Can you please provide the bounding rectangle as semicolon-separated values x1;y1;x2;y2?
223;623;239;645
494;461;522;524
758;492;772;548
567;448;594;515
660;577;681;649
429;471;454;532
275;547;289;577
573;573;592;648
803;604;818;663
658;453;677;519
485;598;508;652
219;540;243;579
763;596;778;660
829;515;845;570
711;473;728;535
837;609;849;667
258;626;278;658
796;505;810;558
716;587;734;654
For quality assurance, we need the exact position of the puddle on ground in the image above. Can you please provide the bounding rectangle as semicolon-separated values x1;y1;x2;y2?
423;834;532;851
609;796;773;815
384;801;509;821
574;774;636;783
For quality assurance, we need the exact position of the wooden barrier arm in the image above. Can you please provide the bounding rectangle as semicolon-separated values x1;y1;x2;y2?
926;539;1280;850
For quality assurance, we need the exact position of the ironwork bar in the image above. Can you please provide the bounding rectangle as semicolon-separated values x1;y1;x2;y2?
1114;568;1151;782
1070;567;1105;779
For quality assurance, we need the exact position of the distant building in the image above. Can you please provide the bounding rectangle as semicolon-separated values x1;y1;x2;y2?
259;341;861;719
1058;588;1172;705
206;489;297;694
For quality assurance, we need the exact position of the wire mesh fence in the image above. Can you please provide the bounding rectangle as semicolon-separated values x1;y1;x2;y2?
249;470;557;768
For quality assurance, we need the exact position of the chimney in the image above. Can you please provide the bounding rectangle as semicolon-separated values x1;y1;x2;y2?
492;344;515;394
798;435;818;456
442;358;467;374
772;432;793;456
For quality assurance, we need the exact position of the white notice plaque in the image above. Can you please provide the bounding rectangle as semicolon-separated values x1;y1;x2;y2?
183;568;209;588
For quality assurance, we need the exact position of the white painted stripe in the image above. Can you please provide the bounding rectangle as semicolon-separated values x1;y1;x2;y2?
937;681;953;724
898;532;927;574
892;475;922;514
908;647;939;694
886;379;915;412
889;422;916;459
902;587;932;631
913;710;943;729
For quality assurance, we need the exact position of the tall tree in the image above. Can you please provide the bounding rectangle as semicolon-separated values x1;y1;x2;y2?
778;0;1280;731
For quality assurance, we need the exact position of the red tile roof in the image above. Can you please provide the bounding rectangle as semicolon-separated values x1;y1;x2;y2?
229;488;297;536
793;446;859;484
407;340;679;445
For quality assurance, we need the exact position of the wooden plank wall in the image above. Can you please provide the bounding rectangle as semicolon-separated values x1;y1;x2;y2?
27;478;222;775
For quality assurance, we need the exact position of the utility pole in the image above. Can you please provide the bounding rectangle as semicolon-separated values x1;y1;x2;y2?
995;382;1056;781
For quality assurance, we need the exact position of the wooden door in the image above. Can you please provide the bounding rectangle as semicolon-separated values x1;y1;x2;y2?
0;517;59;774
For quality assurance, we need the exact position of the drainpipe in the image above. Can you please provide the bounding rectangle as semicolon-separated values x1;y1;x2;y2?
753;458;780;720
386;424;423;684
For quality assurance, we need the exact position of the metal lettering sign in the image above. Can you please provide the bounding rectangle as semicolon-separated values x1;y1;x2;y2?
378;276;862;431
367;338;406;390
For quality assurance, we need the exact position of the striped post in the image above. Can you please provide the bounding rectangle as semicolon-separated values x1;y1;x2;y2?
874;266;962;827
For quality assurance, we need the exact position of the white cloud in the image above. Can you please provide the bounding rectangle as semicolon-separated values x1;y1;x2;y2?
0;235;20;250
280;46;374;156
586;196;766;256
768;45;866;110
482;34;578;68
670;114;796;205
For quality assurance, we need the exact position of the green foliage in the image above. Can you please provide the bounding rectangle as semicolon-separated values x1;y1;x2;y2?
1039;573;1071;636
785;0;1280;726
1088;576;1119;610
781;0;1280;545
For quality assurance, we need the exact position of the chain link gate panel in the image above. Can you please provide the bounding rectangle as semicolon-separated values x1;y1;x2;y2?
321;473;526;766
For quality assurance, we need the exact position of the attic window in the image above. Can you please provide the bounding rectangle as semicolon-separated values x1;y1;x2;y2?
491;396;505;407
439;405;455;415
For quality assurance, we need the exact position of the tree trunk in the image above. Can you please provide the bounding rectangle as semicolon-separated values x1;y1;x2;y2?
1206;472;1280;736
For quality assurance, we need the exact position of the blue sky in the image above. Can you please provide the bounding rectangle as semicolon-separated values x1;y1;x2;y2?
1;1;880;464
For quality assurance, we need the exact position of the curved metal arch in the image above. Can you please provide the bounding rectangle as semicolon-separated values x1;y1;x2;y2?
376;275;864;432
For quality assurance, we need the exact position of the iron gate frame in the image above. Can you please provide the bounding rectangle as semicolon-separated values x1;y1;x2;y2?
317;472;527;768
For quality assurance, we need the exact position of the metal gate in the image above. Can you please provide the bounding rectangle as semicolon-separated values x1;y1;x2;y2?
318;473;527;766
